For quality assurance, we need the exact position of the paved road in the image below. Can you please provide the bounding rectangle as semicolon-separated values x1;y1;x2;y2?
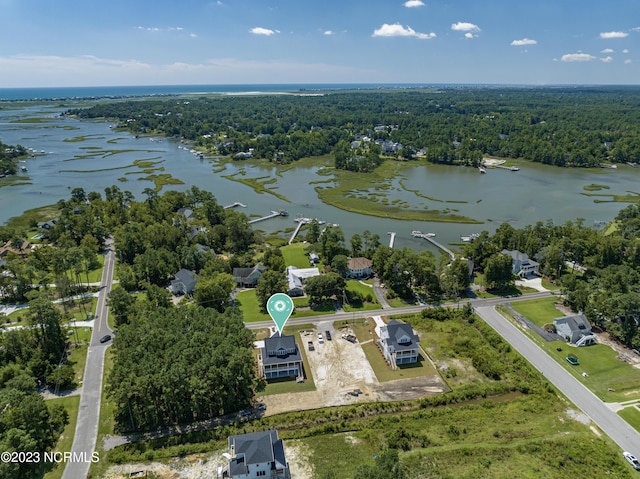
476;305;640;459
62;241;115;479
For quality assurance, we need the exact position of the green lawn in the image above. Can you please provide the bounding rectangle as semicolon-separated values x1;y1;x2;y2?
88;348;115;479
280;242;312;268
342;280;380;312
361;341;438;382
237;289;271;322
43;395;81;479
510;297;563;327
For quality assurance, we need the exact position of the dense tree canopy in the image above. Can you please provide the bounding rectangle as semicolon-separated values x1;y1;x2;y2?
107;306;259;431
68;87;640;169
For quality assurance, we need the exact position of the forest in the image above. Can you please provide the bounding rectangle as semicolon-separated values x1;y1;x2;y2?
66;86;640;168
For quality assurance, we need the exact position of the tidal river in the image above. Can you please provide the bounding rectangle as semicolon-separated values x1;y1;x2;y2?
1;101;639;252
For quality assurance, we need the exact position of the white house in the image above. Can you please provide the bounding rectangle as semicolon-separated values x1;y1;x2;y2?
224;430;290;479
286;266;320;297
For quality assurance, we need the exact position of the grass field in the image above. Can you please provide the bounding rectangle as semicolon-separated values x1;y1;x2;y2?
280;242;312;268
88;348;116;479
43;395;81;479
236;289;271;322
342;280;380;312
510;297;562;327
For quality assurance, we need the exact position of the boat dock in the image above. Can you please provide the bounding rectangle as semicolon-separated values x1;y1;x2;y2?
411;231;455;260
494;165;520;171
248;210;288;224
289;217;311;245
223;201;247;209
388;232;396;248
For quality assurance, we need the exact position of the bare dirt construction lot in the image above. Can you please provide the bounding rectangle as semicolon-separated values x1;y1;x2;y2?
261;320;448;416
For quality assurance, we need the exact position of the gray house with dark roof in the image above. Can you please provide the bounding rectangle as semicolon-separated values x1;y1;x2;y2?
554;313;596;346
233;264;265;288
260;335;302;380
501;249;539;277
170;269;197;295
378;320;420;368
225;430;290;479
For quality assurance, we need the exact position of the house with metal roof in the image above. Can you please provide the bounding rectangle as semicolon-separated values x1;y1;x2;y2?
347;257;373;279
553;313;597;346
377;320;421;369
260;335;303;380
224;430;290;479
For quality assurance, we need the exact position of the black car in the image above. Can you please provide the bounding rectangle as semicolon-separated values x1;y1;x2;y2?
325;331;332;341
99;334;112;344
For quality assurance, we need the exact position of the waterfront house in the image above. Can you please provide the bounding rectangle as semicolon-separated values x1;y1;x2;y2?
501;249;539;277
347;257;373;279
260;335;303;380
224;430;290;479
286;266;320;297
377;320;421;368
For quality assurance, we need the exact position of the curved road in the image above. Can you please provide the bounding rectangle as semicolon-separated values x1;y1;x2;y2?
476;305;640;459
62;241;115;479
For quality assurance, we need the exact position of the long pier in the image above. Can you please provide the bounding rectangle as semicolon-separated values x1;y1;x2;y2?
411;231;455;260
288;218;308;245
388;232;396;248
249;210;288;224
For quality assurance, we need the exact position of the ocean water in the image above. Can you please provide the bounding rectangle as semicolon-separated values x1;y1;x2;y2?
0;83;436;101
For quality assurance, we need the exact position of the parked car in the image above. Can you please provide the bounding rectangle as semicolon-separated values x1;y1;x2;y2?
255;403;266;411
623;451;640;470
239;409;252;417
308;341;315;351
99;334;112;344
325;331;332;341
566;355;579;365
318;333;324;344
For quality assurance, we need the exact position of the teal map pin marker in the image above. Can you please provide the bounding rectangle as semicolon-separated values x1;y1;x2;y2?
267;293;294;335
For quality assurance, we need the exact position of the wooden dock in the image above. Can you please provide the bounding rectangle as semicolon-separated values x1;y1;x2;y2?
249;210;287;224
411;231;455;260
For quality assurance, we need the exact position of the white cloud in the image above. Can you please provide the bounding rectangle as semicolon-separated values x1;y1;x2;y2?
464;32;475;39
451;22;480;32
599;31;628;39
372;23;436;40
189;33;198;38
561;52;596;62
625;59;632;64
323;30;334;36
404;0;425;7
600;56;613;63
601;48;614;53
250;27;278;36
623;48;630;53
511;38;537;46
633;27;640;32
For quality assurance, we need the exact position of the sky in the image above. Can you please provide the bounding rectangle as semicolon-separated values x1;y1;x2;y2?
0;0;639;87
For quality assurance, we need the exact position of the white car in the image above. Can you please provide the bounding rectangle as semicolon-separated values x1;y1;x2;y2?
318;333;324;344
624;451;640;470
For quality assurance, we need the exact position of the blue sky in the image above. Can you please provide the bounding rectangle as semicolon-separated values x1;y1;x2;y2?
0;0;638;87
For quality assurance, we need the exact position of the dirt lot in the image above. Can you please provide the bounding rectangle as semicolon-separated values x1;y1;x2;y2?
260;320;447;416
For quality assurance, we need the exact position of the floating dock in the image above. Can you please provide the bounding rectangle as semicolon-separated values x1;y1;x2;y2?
388;232;396;248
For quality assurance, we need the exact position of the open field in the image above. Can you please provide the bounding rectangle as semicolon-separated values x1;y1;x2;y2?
281;242;312;268
43;395;81;479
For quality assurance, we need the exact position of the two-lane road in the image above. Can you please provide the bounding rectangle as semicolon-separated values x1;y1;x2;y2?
62;242;115;479
476;305;640;459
